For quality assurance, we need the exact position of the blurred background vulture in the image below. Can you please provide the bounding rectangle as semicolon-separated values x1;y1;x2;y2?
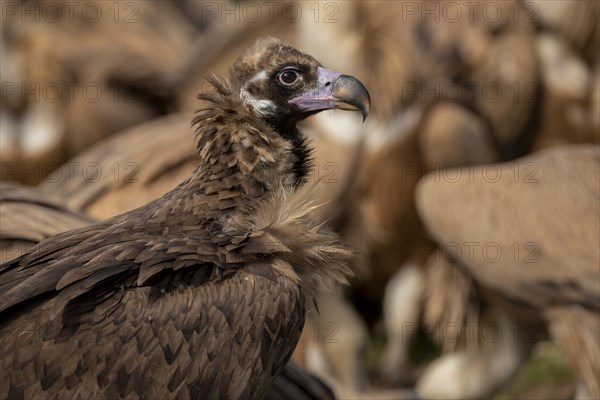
1;0;598;399
416;145;600;399
0;182;93;263
0;38;370;398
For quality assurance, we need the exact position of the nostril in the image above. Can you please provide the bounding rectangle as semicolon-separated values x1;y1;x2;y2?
324;82;331;87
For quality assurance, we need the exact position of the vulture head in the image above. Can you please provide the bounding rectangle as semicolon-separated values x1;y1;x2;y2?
231;37;371;131
197;37;371;183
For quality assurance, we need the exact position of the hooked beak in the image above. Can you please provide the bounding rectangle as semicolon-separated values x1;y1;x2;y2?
290;67;371;122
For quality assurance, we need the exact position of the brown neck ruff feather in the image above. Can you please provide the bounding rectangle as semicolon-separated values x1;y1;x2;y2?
193;75;305;195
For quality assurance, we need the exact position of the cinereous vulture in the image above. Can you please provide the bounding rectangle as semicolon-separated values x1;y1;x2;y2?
0;37;370;399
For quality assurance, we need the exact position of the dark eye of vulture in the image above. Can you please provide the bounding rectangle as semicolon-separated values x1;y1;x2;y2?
0;37;369;399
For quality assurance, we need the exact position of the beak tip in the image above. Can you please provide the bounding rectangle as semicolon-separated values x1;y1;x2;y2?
362;105;370;122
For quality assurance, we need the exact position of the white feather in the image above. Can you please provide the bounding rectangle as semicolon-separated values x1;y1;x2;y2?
240;88;277;118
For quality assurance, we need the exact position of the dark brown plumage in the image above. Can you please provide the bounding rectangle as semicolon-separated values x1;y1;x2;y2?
265;361;336;400
0;183;336;400
0;37;369;399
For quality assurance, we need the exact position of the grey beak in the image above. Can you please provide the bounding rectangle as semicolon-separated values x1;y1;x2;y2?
330;74;371;122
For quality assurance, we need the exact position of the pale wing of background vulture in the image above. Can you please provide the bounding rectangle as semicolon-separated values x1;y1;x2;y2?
39;113;198;219
527;0;599;66
416;145;600;399
0;182;94;263
0;38;372;399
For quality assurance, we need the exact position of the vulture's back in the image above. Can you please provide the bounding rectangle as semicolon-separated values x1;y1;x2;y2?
1;263;303;399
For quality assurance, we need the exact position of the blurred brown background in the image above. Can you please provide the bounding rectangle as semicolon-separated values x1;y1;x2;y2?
1;1;598;399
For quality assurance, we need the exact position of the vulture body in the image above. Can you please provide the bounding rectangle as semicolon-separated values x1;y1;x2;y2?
0;38;369;399
416;145;600;398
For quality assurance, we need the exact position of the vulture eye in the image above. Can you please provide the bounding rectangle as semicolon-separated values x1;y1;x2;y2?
278;69;301;87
